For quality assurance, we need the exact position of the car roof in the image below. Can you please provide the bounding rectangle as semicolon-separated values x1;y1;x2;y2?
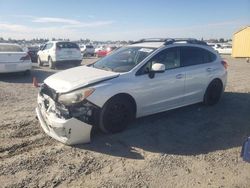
128;38;209;49
129;42;165;48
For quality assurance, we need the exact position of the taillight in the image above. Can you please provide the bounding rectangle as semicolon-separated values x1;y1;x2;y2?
221;60;228;69
20;54;31;61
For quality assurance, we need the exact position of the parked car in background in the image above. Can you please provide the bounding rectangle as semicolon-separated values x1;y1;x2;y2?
27;46;39;62
80;44;95;57
94;45;105;54
37;41;82;69
0;43;32;74
216;44;232;55
210;43;232;55
36;38;228;145
95;46;117;57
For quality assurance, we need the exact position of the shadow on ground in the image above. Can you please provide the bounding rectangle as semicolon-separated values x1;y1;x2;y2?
78;92;250;159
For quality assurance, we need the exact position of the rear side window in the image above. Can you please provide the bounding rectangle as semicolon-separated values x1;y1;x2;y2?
180;47;216;66
0;45;23;52
56;42;79;49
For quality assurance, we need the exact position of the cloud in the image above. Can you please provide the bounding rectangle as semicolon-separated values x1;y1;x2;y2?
0;19;247;40
32;17;81;25
0;23;28;32
32;17;114;28
63;20;114;28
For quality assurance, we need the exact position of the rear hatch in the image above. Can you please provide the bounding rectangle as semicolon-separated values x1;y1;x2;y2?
56;42;81;60
86;45;95;53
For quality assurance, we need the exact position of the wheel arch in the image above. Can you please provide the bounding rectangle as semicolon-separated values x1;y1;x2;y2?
104;93;137;117
208;78;223;88
203;78;224;105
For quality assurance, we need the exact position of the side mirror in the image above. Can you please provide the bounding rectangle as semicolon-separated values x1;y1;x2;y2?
151;63;165;73
148;63;165;79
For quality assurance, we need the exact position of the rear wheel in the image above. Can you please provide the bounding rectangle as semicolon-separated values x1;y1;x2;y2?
203;79;223;105
48;57;55;69
99;96;135;133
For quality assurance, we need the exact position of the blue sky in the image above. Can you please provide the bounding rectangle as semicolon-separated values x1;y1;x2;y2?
0;0;249;40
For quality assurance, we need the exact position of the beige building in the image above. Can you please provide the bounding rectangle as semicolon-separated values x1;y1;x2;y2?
232;26;250;58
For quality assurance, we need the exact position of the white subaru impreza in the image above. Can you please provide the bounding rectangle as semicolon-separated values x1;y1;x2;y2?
36;38;227;145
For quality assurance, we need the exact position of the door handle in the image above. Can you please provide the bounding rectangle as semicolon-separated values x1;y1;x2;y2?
176;74;184;79
206;68;213;72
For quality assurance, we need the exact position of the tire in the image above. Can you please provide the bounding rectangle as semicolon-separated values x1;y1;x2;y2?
37;57;43;66
48;57;55;69
99;96;135;133
203;79;223;105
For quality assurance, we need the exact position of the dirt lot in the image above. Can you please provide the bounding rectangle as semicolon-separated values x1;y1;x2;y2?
0;56;250;188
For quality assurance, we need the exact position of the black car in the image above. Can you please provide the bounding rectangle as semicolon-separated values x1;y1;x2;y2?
27;46;39;62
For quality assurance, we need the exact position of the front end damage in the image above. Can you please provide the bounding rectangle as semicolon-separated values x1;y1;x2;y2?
36;84;100;145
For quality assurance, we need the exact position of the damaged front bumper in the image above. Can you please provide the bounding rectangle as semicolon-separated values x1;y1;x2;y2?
36;93;93;145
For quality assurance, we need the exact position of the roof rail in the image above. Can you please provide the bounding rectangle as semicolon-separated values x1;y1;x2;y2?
132;38;173;44
132;38;207;46
165;38;208;45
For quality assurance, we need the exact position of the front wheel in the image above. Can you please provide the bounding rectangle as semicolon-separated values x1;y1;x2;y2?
48;57;55;69
203;79;223;105
99;97;135;133
37;57;43;66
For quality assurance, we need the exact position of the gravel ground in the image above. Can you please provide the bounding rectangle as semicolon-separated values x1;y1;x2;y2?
0;56;250;188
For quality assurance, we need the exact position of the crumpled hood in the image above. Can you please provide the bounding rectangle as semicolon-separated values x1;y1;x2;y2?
44;66;119;93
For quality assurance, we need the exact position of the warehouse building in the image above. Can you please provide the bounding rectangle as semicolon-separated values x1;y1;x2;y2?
232;26;250;58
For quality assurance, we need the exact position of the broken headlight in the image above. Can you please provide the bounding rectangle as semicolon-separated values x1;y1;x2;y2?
58;88;95;106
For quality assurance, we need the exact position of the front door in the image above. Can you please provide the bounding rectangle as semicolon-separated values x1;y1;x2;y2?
134;47;186;117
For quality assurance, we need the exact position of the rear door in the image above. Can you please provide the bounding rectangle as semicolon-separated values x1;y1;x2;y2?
180;46;217;104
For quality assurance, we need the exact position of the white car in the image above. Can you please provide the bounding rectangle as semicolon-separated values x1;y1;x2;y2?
37;41;82;69
36;38;228;145
216;44;232;55
80;44;95;57
0;43;32;74
94;45;105;53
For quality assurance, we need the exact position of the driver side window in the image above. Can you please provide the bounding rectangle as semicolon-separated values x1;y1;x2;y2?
137;47;180;75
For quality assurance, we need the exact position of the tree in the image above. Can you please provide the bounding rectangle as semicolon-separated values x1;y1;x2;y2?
219;38;225;43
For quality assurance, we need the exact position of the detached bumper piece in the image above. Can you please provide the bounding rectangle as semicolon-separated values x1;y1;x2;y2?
36;107;92;145
241;137;250;163
36;91;94;145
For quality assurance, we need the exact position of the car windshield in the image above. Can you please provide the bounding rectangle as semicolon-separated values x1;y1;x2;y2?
0;44;23;52
93;47;155;72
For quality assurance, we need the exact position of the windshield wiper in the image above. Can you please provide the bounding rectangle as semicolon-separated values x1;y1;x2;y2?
92;64;113;72
101;66;113;72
